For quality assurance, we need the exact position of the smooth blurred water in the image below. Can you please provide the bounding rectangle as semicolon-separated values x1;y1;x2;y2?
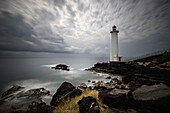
0;57;112;95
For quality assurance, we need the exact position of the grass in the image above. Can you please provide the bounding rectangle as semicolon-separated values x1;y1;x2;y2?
52;90;137;113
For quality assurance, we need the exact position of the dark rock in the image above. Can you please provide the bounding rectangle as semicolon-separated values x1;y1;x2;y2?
94;85;107;91
12;88;50;99
99;88;131;109
50;82;82;106
0;87;50;113
51;64;70;71
122;74;135;84
131;84;170;113
132;84;170;101
93;81;107;91
78;83;87;89
27;101;52;113
92;81;96;83
86;62;170;86
1;85;24;98
78;96;100;113
127;81;142;90
88;86;94;90
105;76;111;79
88;80;91;82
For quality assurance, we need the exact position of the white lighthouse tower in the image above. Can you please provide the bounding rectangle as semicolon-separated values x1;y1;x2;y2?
110;25;121;62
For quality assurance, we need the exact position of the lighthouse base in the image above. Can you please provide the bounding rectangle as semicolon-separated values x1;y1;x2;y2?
110;57;122;62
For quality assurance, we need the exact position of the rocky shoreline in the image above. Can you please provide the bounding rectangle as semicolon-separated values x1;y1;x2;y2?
86;61;170;87
1;79;170;113
84;61;170;113
1;60;170;113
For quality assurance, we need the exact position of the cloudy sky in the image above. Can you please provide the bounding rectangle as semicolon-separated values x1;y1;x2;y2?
0;0;169;58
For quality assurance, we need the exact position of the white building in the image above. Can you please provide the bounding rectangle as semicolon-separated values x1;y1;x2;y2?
110;25;121;62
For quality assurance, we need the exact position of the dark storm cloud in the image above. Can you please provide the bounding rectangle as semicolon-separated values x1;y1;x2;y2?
0;11;70;54
0;11;37;51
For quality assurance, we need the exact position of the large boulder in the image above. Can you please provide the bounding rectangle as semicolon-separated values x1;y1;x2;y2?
50;82;82;106
78;96;100;113
99;88;131;109
132;83;170;113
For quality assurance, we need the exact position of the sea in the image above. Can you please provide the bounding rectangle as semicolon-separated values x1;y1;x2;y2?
0;57;121;97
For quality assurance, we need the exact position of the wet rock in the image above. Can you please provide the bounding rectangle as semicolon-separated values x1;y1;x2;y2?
0;87;50;113
1;85;24;98
99;88;131;109
105;76;111;79
94;85;108;91
93;81;109;91
78;83;87;89
93;81;105;86
27;101;52;113
51;64;70;71
92;81;96;83
88;86;94;90
78;96;100;113
88;80;91;82
50;82;82;106
13;88;50;99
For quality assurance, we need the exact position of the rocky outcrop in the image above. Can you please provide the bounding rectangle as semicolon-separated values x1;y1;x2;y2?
50;82;82;106
132;83;170;101
86;62;170;87
13;88;50;99
1;85;24;98
78;96;100;113
27;101;52;113
51;64;70;71
0;86;50;113
1;86;50;101
131;84;170;113
99;83;170;113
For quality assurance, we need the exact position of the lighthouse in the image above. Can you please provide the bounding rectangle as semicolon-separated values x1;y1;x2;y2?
110;25;121;62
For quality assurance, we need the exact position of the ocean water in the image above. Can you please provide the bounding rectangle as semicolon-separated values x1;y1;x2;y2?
0;57;117;96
